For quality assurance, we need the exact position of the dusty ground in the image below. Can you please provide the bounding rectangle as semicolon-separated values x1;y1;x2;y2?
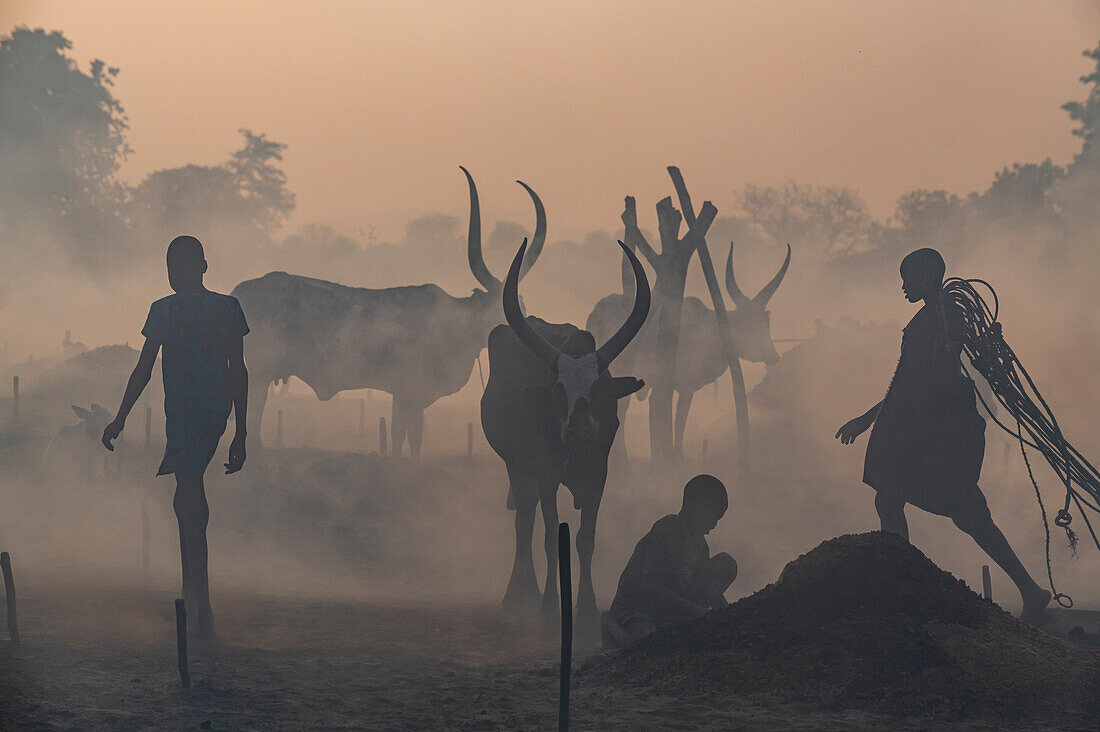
3;375;1100;730
2;581;1077;731
591;533;1100;731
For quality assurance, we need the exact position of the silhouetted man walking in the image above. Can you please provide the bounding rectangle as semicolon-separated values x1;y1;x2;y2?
103;235;249;638
836;248;1050;624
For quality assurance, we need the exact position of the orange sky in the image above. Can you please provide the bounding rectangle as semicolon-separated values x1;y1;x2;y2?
4;0;1098;241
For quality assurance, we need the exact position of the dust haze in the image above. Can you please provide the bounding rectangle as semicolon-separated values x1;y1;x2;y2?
2;16;1100;640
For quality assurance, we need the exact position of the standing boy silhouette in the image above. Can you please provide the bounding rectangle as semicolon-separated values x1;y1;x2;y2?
836;247;1050;623
103;235;249;638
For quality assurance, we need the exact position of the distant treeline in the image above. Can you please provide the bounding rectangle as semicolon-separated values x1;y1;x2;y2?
2;26;1099;312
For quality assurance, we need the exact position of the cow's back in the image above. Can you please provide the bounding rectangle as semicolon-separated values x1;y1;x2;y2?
232;272;474;400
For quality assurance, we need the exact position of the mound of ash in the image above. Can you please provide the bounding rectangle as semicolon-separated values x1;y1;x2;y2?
587;532;1100;722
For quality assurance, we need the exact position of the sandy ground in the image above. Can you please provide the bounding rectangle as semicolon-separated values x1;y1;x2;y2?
1;581;1089;731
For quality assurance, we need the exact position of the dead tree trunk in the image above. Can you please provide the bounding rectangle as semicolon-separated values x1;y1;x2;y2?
622;178;717;463
667;166;750;475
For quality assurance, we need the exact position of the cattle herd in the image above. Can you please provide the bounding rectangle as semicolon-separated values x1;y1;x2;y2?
228;168;790;624
28;168;788;626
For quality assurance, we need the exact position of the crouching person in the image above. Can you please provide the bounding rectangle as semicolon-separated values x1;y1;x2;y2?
602;474;737;649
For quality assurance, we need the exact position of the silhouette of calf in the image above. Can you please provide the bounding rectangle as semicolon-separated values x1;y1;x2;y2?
44;404;115;485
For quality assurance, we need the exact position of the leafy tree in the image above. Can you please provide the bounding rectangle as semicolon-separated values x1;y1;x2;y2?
227;129;295;231
735;181;871;258
0;27;130;266
893;189;962;233
129;129;294;251
975;160;1064;225
1062;43;1100;170
1056;43;1100;231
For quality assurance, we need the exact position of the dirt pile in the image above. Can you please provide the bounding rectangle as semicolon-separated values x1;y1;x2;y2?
587;532;1100;723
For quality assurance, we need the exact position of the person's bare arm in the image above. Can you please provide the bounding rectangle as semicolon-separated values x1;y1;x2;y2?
224;333;248;474
835;400;883;444
102;337;160;451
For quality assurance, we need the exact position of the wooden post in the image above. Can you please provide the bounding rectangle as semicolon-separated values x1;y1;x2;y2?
144;406;152;446
1;552;18;644
467;422;474;457
981;565;992;601
701;439;708;467
174;599;190;687
558;523;572;732
141;496;151;580
379;416;388;456
276;409;283;448
358;399;366;442
11;376;18;419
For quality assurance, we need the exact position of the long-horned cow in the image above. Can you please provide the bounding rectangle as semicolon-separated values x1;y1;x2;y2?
231;168;546;459
481;238;650;627
586;243;790;456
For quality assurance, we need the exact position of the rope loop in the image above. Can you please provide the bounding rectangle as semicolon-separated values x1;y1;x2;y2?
1055;509;1073;529
1055;592;1074;609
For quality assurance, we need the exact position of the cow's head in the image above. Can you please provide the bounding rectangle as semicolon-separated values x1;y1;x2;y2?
504;238;650;450
72;403;113;438
724;242;791;366
461;167;545;325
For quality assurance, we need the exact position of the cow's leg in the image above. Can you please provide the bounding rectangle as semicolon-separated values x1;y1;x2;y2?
407;406;425;461
242;378;272;479
538;480;560;621
673;389;695;460
390;396;408;458
575;494;602;633
173;472;214;639
502;463;540;613
247;377;271;450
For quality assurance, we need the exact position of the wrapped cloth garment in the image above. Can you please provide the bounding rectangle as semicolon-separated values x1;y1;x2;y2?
863;303;987;517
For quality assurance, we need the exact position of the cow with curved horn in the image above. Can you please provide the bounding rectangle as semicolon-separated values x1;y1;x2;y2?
232;168;545;460
482;237;650;628
586;242;790;457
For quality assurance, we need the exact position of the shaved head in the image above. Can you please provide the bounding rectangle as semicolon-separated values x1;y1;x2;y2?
683;474;728;514
166;235;207;292
167;235;204;265
900;248;946;282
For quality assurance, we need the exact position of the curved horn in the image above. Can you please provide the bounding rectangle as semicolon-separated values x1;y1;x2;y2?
754;243;792;306
725;242;750;307
596;241;651;368
503;238;560;366
515;180;546;280
461;166;500;292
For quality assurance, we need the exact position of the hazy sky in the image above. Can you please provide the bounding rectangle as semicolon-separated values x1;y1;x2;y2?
5;1;1098;241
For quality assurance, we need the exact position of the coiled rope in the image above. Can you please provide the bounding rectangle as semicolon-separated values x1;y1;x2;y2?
943;277;1100;608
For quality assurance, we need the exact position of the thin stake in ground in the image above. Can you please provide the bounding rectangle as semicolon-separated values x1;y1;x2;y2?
175;598;190;687
1;551;18;644
558;522;572;732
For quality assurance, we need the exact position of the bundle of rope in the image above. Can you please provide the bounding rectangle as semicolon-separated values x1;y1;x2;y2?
942;277;1100;608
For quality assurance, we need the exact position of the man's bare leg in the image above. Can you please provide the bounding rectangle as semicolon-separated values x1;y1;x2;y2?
875;491;909;540
951;493;1050;624
174;473;214;638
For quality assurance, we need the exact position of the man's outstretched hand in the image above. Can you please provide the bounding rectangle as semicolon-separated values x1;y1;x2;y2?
102;418;125;451
835;413;873;445
224;432;246;474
